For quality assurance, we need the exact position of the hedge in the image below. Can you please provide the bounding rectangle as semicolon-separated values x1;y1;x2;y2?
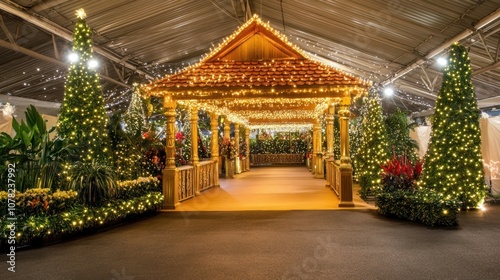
376;189;461;226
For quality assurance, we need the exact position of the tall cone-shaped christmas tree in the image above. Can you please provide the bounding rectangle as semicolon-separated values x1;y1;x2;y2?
420;43;485;208
123;84;146;137
57;9;110;163
357;87;390;198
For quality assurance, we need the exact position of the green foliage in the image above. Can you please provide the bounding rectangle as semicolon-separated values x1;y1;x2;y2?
376;189;460;226
0;105;72;192
108;113;152;180
250;138;309;154
69;161;117;206
420;43;486;208
0;189;78;216
385;108;418;161
57;15;110;163
349;118;362;180
1;177;161;247
0;192;163;247
356;87;390;198
333;116;341;160
175;106;192;162
123;86;146;137
115;176;161;200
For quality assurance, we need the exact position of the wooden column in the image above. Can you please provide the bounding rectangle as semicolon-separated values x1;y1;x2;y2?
190;107;200;195
325;105;335;187
234;123;241;174
326;105;335;158
210;112;220;187
223;118;233;178
245;127;250;171
311;125;317;174
312;121;321;177
162;96;178;209
223;118;230;139
338;105;354;207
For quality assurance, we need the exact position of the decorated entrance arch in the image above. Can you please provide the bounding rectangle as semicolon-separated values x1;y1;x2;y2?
142;15;369;208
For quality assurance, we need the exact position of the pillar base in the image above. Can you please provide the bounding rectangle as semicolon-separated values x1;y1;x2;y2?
338;202;355;207
338;165;354;208
162;168;179;209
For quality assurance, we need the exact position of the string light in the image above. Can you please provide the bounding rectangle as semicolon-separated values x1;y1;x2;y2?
141;15;370;130
57;9;111;163
420;43;486;208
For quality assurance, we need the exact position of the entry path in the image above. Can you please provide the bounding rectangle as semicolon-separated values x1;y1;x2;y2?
173;166;374;211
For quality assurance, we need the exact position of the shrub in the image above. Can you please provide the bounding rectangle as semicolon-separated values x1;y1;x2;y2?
0;177;163;247
1;193;163;247
376;155;460;226
376;189;461;226
116;176;161;199
69;160;117;206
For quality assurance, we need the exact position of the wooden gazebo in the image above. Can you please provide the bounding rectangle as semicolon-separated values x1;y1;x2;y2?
142;15;370;208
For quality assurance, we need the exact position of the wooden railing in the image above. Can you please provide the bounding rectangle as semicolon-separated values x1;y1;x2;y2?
325;159;354;207
175;160;218;203
178;165;195;201
198;160;217;192
250;154;305;165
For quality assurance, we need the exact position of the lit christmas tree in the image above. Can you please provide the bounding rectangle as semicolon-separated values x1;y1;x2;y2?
57;9;110;163
357;87;390;198
123;84;146;137
384;108;418;162
420;43;485;208
333;116;340;160
349;118;362;180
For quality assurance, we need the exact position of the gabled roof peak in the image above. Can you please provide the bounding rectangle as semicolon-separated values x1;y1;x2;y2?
203;14;307;62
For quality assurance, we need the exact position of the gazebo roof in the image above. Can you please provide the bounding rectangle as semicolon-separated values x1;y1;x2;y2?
143;15;370;126
144;15;369;99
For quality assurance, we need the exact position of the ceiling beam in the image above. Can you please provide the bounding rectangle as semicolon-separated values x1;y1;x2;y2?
473;60;500;76
382;8;500;86
0;1;154;80
30;0;69;13
0;39;131;88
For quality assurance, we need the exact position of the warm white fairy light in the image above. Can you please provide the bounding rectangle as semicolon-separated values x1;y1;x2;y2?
248;123;313;131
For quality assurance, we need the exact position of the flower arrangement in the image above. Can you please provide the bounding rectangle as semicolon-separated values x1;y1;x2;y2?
0;188;78;216
376;154;460;226
175;131;190;166
0;177;163;247
239;141;247;159
380;154;422;192
220;137;237;160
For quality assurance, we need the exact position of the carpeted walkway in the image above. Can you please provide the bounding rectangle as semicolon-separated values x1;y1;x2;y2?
2;205;500;280
174;166;373;211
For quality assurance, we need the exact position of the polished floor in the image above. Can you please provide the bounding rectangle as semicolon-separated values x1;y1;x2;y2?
173;166;374;211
